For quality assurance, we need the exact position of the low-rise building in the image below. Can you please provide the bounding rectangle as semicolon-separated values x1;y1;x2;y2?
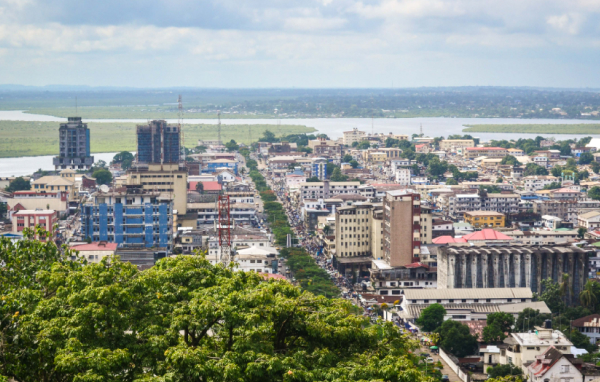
527;346;582;382
12;209;58;241
70;242;117;263
523;175;560;192
464;211;505;229
578;211;600;231
439;139;475;151
464;147;508;159
572;314;600;345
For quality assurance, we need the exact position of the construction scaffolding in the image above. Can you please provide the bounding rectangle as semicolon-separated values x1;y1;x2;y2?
136;120;181;164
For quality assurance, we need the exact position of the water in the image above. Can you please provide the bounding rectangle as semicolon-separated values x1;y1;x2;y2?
0;152;118;177
1;110;599;176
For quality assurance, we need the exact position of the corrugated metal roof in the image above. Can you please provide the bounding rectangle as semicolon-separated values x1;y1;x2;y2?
403;287;533;300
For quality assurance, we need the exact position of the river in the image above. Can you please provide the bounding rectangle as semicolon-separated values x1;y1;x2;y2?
1;110;599;177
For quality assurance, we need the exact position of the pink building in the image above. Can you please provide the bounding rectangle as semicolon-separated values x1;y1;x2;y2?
12;209;58;241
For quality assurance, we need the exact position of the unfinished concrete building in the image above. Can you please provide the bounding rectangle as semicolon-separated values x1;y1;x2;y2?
136;120;181;164
437;244;590;305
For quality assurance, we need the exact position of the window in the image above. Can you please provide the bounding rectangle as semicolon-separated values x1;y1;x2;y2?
561;365;569;373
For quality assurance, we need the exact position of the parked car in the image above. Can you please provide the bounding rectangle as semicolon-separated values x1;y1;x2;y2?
441;375;449;382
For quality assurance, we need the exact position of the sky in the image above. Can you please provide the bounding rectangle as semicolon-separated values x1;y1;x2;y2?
0;0;599;88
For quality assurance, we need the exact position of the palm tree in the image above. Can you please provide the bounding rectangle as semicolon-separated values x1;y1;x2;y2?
323;225;331;236
559;273;572;305
580;280;599;309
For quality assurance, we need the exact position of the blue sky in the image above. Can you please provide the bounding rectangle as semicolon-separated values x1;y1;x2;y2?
0;0;599;88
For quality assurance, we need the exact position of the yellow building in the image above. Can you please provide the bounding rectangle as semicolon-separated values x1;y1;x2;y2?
127;163;188;215
439;139;475;151
363;151;388;163
464;211;505;228
31;170;77;201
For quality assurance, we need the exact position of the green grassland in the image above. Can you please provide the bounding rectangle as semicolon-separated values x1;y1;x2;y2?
0;121;314;158
24;107;273;119
463;124;600;134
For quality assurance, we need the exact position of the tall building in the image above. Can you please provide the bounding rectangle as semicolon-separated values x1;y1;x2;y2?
382;190;423;267
126;163;188;215
342;128;366;146
136;120;181;164
53;117;94;170
81;185;172;249
312;158;327;180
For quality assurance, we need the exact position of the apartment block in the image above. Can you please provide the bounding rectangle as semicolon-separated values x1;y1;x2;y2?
127;163;188;214
523;175;560;192
439;139;475;151
464;147;508;159
382;190;423;267
342;128;366;146
53;117;94;170
81;185;172;249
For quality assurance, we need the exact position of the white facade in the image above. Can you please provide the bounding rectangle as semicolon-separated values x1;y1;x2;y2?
395;169;412;185
524;175;560;192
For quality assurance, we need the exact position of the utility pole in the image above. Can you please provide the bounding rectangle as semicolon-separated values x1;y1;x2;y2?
178;94;184;162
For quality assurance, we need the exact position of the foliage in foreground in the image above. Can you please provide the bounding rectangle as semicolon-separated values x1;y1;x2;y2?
0;232;431;382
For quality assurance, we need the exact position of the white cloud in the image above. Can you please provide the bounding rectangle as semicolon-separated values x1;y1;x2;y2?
547;13;586;35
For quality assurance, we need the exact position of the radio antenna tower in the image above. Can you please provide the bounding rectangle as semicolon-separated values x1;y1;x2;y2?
217;195;232;265
178;95;184;161
420;123;423;137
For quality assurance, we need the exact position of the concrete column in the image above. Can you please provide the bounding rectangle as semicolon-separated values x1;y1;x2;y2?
514;254;521;288
461;254;467;289
481;254;488;288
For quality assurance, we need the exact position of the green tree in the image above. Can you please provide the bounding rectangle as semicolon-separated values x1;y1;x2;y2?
436;320;478;357
195;181;204;194
580;280;600;311
567;329;597;353
578;227;587;239
482;324;506;343
357;141;371;150
591;161;600;174
588;186;600;200
342;154;353;163
259;130;278;143
349;160;359;168
538;278;565;313
579;152;594;165
330;167;348;181
496;177;503;183
1;233;431;382
500;155;519;166
515;308;551;332
486;364;523;380
112;151;134;170
225;139;239;152
5;177;31;192
445;178;458;185
306;176;320;182
551;165;563;177
195;144;207;153
566;158;578;170
479;185;502;194
542;182;562;190
427;157;448;177
487;312;515;334
92;169;113;185
415;304;446;332
523;163;549;176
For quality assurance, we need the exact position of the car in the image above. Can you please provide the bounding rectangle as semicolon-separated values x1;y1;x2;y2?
425;357;434;363
441;375;449;382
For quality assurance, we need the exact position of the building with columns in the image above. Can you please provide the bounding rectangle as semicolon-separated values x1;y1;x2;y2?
437;244;589;305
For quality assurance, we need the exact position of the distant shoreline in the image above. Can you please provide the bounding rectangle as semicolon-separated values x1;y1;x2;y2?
463;123;600;135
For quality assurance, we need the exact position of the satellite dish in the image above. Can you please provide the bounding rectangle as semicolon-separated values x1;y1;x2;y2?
99;185;109;192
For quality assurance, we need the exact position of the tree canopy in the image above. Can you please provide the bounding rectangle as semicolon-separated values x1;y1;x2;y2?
112;151;135;170
415;304;446;332
0;231;431;382
5;176;31;192
436;320;478;358
92;168;113;185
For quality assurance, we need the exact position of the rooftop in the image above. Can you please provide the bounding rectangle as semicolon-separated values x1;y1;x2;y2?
403;287;533;301
70;242;118;251
462;229;514;241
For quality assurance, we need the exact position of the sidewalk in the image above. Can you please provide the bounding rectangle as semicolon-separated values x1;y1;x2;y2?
418;342;461;382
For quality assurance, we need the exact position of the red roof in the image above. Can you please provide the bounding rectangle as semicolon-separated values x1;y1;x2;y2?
462;229;513;241
433;236;467;244
70;242;118;251
404;262;429;269
259;273;288;281
188;181;222;192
